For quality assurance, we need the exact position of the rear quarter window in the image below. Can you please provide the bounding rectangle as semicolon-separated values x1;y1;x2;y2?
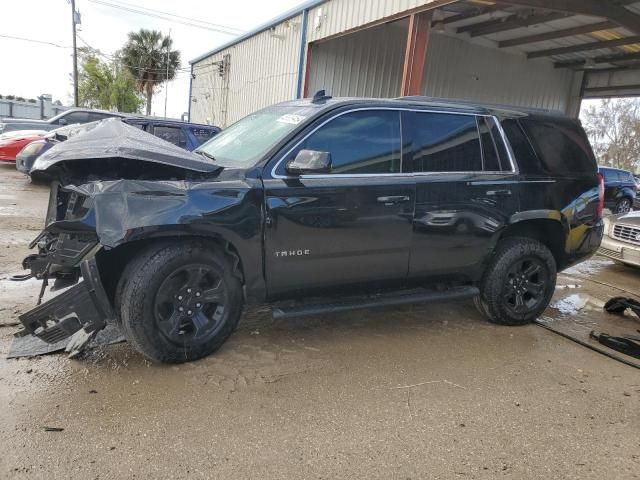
191;127;218;145
511;117;597;175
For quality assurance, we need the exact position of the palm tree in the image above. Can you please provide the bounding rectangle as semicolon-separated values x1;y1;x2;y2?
121;29;180;115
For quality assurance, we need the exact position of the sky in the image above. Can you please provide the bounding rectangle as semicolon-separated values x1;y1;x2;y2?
0;0;304;118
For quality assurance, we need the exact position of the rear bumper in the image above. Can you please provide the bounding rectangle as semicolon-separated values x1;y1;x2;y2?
598;234;640;268
18;258;115;343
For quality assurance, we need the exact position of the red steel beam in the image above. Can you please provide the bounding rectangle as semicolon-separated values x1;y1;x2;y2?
401;11;433;97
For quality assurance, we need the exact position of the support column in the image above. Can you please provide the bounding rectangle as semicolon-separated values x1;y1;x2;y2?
400;11;432;97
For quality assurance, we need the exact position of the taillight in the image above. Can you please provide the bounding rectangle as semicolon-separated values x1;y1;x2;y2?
597;173;605;219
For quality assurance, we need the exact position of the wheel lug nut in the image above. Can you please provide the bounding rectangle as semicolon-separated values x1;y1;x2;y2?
195;292;201;297
196;303;201;308
177;295;183;300
187;288;192;293
178;306;184;312
187;310;192;315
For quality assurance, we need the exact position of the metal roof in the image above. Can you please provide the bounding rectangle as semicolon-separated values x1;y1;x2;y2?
435;1;640;71
189;0;326;64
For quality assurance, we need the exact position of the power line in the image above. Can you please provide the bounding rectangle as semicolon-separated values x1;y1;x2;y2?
97;0;244;34
0;34;71;49
87;0;244;36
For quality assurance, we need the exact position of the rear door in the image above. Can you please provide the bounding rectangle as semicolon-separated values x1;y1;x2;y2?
263;109;415;296
406;111;519;277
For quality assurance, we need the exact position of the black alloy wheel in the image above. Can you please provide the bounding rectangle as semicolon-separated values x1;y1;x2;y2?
616;198;632;214
502;257;548;317
154;264;228;345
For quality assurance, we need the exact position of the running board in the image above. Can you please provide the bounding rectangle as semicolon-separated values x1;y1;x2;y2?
271;286;479;320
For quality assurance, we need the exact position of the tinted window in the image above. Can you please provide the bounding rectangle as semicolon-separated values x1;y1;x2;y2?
412;113;482;172
502;119;539;173
519;118;596;175
153;125;187;147
298;110;401;174
600;168;616;183
87;112;112;122
191;127;218;145
61;111;89;124
478;117;509;172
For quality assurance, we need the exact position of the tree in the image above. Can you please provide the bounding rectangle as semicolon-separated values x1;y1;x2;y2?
78;49;142;113
120;29;180;116
581;98;640;173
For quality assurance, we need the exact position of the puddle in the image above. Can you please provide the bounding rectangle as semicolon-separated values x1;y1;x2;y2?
550;293;605;316
563;257;615;276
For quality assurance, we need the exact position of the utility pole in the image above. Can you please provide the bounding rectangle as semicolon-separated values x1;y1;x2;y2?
71;0;79;107
164;29;171;119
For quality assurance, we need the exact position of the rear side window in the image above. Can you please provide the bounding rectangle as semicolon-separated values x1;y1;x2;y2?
153;125;187;148
412;113;483;172
478;117;510;172
517;118;596;175
191;127;218;145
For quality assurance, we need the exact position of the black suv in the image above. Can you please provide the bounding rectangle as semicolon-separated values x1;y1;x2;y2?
598;166;637;213
16;96;604;363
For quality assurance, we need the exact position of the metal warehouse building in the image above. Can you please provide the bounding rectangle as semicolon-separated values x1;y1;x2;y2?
189;0;640;127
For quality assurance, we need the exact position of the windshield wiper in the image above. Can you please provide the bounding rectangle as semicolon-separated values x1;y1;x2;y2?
195;150;216;162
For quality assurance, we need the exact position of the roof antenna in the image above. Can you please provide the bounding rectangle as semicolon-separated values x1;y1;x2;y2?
312;89;331;104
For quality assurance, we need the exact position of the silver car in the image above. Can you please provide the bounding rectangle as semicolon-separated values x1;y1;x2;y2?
599;210;640;268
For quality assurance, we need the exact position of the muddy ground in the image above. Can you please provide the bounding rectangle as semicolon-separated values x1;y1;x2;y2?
0;163;638;479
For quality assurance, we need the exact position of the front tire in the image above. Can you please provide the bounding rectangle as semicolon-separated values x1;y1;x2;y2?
476;237;556;326
118;241;243;363
615;197;632;214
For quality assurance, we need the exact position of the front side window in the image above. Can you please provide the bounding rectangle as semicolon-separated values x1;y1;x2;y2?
294;110;401;174
412;113;483;173
61;111;89;124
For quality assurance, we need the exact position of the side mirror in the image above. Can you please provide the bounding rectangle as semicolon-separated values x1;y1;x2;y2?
286;149;331;175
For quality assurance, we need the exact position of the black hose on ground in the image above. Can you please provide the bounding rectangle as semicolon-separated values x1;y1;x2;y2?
533;319;640;370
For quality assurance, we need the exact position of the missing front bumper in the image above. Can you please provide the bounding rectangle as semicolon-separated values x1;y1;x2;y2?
18;258;116;344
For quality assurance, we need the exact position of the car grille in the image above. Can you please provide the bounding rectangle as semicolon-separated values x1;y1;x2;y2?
612;224;640;245
598;247;623;260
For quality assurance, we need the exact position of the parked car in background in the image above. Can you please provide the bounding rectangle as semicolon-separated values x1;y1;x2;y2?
598;166;637;213
125;118;220;151
16;96;604;363
599;210;640;268
0;108;128;134
15;122;101;175
15;119;220;177
0;129;48;162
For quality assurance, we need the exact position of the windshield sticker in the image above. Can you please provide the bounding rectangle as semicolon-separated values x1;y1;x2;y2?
277;114;305;125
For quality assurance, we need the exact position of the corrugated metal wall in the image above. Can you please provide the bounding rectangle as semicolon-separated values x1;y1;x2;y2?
422;32;578;112
306;0;437;42
307;20;407;98
190;14;303;126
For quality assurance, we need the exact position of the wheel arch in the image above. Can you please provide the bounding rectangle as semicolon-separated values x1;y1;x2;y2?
95;233;247;305
498;213;568;269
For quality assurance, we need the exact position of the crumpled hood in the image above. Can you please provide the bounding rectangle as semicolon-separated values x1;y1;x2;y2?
31;118;219;173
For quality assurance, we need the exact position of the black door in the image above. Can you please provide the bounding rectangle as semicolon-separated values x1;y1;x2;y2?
406;111;520;277
263;109;415;296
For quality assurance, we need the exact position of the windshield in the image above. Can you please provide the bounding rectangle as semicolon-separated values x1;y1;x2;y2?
196;105;317;168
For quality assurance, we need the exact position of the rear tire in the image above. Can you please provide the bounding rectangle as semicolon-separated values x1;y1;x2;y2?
477;237;556;326
117;240;243;363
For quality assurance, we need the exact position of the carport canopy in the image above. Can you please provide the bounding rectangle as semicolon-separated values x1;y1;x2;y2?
305;0;640;113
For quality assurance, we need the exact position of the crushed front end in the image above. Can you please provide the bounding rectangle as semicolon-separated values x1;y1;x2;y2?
15;181;115;344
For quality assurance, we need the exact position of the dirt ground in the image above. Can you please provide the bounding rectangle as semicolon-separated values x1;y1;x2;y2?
0;163;638;479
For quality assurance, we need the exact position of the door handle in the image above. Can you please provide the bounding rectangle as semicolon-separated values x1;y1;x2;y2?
486;189;512;197
377;195;410;204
